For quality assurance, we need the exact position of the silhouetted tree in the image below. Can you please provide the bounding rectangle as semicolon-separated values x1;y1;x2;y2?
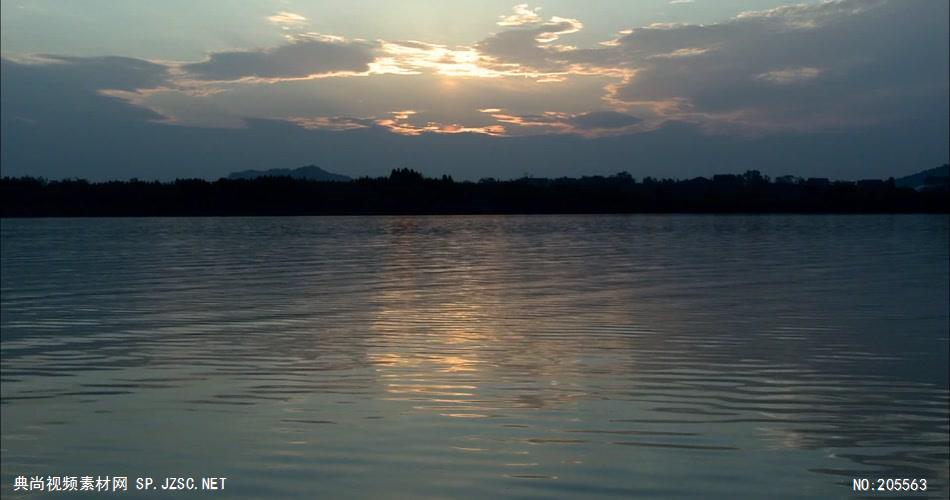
389;168;424;183
2;167;947;217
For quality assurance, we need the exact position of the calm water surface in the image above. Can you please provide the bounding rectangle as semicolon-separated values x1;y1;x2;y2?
2;215;948;499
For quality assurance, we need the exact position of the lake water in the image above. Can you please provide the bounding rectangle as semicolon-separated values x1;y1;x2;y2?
2;215;948;499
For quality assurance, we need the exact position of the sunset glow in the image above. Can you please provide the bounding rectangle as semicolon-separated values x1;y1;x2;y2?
2;0;946;180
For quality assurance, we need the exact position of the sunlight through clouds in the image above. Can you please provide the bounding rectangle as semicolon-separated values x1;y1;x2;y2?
374;109;507;136
5;0;945;142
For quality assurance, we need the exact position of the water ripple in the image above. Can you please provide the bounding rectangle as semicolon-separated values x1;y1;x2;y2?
2;215;948;498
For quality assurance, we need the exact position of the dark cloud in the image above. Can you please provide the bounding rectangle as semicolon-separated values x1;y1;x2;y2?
11;55;169;91
476;0;948;132
476;16;581;71
2;58;945;182
1;1;947;181
181;38;377;80
568;111;641;129
477;28;551;67
0;56;168;128
1;56;171;179
603;0;948;131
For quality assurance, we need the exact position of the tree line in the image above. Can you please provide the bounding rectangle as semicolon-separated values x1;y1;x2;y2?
1;168;947;216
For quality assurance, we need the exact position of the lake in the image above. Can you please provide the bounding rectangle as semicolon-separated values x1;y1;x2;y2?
1;215;948;498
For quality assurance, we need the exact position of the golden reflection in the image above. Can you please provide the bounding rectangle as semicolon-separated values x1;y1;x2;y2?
364;218;637;421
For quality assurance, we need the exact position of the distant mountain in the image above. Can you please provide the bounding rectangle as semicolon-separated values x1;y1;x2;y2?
895;164;949;190
228;165;351;182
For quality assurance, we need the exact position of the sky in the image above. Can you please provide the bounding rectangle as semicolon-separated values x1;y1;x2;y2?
1;0;947;181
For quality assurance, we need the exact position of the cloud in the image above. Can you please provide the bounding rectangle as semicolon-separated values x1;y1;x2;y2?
1;54;946;181
1;56;174;179
754;67;821;84
647;47;709;59
0;55;172;132
3;0;946;151
267;11;308;28
2;0;948;182
132;65;615;137
463;0;946;133
286;115;374;131
70;0;945;139
477;109;642;136
370;40;502;78
596;0;948;132
12;55;170;91
375;110;505;136
498;4;543;26
474;4;585;74
567;111;641;130
181;36;377;81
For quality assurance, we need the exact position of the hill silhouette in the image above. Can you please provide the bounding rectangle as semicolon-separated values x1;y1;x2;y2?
895;164;949;190
228;165;351;182
2;167;947;217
